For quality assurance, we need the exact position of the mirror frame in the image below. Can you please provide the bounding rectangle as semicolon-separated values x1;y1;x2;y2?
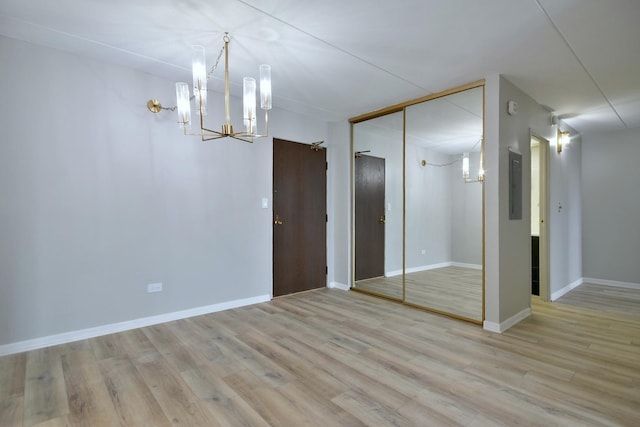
349;80;485;324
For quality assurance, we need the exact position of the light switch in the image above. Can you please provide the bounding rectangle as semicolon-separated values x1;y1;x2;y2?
261;198;269;209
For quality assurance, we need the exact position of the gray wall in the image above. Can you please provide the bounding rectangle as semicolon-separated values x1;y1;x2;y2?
549;126;583;297
327;120;351;288
0;35;328;346
582;128;640;284
405;145;453;270
451;150;483;265
484;75;582;326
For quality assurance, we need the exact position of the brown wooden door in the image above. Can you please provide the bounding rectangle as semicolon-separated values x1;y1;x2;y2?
355;154;385;281
273;139;327;297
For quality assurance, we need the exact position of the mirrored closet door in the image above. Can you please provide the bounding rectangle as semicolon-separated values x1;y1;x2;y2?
351;82;485;323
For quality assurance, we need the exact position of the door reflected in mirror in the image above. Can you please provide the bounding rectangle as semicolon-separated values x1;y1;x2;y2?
351;83;484;323
353;111;403;300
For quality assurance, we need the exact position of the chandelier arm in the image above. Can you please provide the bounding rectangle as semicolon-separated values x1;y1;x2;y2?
200;126;223;135
200;133;227;142
229;135;256;144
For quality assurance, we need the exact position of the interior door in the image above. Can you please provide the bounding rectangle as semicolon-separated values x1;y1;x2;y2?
354;154;385;281
273;138;327;297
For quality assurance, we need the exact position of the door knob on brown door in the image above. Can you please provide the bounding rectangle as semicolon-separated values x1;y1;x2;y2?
379;215;386;224
274;214;283;225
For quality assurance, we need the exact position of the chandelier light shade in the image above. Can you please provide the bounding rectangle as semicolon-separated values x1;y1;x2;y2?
243;77;256;132
192;45;207;116
146;33;272;143
462;152;470;179
175;82;191;128
260;64;272;110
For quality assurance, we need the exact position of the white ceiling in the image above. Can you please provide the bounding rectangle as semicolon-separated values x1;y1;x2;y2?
1;0;639;135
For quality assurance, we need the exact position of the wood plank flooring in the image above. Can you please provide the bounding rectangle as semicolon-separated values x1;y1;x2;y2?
354;266;483;321
555;282;640;319
1;286;639;426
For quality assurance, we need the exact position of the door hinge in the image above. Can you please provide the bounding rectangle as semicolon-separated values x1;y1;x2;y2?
326;161;328;170
326;214;328;222
326;266;328;275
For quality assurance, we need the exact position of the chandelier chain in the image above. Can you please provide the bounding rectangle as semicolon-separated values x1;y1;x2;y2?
207;41;226;81
154;37;226;112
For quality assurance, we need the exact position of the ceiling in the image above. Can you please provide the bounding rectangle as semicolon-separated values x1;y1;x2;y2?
1;0;639;135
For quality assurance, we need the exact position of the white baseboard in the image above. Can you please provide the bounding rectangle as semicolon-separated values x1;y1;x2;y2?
551;278;583;301
0;294;271;357
385;268;404;277
387;261;480;277
450;262;482;270
483;307;531;333
329;282;350;291
582;277;640;290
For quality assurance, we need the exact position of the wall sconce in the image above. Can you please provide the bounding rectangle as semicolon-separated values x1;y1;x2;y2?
557;130;570;153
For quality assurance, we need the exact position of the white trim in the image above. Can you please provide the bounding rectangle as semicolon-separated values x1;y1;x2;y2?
385;270;401;277
0;294;271;357
406;262;452;275
551;278;583;301
328;282;350;291
483;307;531;333
386;261;470;277
582;277;640;290
450;262;482;270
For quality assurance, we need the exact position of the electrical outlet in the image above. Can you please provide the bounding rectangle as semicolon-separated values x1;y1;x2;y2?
147;282;163;293
421;249;426;255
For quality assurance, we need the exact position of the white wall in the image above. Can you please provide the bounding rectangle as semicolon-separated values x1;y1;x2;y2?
0;35;329;347
582;128;640;285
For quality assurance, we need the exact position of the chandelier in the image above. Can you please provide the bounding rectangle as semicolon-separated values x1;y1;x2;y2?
462;151;485;183
462;138;485;183
146;33;272;143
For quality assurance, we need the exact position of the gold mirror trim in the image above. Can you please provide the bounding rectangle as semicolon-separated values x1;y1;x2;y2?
349;79;485;124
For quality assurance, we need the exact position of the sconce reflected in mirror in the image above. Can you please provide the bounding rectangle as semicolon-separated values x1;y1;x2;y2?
557;130;570;153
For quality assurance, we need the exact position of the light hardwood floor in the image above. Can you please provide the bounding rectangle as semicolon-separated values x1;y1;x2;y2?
354;266;483;321
554;282;640;319
1;285;639;426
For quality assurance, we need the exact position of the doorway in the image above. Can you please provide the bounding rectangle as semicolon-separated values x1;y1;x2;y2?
531;134;550;301
272;138;327;297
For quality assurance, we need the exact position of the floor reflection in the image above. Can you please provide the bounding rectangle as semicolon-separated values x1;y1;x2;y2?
353;266;482;321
